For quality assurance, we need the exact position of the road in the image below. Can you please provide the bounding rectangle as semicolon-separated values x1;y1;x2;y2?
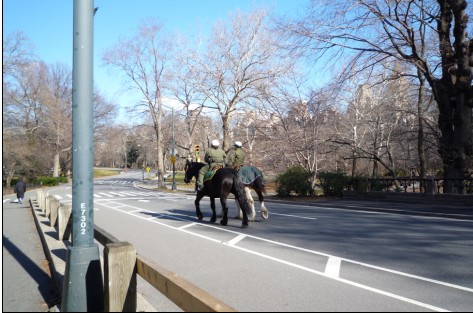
46;171;473;312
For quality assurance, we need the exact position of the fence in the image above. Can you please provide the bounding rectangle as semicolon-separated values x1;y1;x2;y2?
31;189;236;312
350;177;473;194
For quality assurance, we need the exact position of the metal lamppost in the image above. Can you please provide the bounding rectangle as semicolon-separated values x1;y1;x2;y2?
172;108;177;190
62;0;104;311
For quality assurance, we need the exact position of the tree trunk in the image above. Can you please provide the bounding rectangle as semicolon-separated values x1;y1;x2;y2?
434;0;473;193
53;153;60;177
416;72;427;180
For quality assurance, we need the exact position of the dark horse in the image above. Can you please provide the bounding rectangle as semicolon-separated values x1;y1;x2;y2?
184;160;269;221
184;161;254;228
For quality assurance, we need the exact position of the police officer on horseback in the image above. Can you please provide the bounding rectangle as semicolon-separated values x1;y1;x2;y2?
227;141;246;169
197;139;227;190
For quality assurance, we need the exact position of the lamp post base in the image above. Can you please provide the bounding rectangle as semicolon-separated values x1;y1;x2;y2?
62;244;104;312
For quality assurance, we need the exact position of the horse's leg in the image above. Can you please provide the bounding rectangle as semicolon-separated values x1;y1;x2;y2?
219;196;229;226
245;187;256;221
234;199;242;219
240;200;249;229
210;197;217;223
195;192;205;220
256;189;269;219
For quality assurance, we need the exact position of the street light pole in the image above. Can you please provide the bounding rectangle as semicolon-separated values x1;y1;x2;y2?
62;1;104;311
172;108;177;190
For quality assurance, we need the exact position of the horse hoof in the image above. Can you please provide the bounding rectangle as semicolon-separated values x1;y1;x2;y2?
197;215;204;221
210;217;217;223
261;210;269;219
220;220;228;226
241;223;249;229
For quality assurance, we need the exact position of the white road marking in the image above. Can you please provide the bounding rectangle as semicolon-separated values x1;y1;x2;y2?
325;257;341;278
226;234;246;246
98;192;114;197
270;212;317;220
178;222;197;230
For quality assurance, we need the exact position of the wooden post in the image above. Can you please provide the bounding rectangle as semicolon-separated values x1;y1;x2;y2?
104;242;137;312
49;199;60;228
42;192;49;213
45;196;56;219
57;204;72;241
35;190;42;207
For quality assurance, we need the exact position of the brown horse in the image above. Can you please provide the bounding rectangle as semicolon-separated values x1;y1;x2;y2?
184;160;269;221
184;161;254;228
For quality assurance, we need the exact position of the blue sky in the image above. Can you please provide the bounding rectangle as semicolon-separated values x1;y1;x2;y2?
3;0;310;119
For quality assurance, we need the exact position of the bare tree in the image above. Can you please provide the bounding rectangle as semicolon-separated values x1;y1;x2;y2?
103;20;173;187
40;63;73;177
188;9;290;150
283;0;473;193
167;34;210;159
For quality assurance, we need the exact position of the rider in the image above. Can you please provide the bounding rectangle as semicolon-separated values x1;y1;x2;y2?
197;139;227;190
227;141;246;169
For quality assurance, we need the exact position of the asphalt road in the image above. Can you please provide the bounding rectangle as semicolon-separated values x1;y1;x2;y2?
45;172;473;312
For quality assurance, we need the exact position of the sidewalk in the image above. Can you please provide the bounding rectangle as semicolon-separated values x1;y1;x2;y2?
2;190;60;312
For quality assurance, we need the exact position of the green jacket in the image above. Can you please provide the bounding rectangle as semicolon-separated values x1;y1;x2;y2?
204;147;226;169
228;147;246;167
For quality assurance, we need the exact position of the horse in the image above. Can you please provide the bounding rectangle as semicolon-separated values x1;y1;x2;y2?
184;160;269;221
183;161;254;228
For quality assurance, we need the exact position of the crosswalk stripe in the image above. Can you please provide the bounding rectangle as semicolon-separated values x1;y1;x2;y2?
50;191;185;200
98;192;114;197
109;192;126;197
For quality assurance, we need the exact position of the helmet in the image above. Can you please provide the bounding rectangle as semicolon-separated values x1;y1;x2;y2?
211;139;220;148
234;141;242;148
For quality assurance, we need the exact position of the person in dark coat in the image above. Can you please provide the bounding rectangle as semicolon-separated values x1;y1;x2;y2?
14;178;26;204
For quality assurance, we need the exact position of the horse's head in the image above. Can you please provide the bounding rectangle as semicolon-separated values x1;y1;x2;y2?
184;161;204;184
184;161;196;184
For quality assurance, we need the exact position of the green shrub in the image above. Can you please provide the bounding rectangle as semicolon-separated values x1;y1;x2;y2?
318;172;351;197
31;176;68;186
276;166;314;197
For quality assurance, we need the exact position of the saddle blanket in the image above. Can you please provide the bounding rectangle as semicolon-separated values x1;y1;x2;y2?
238;166;263;185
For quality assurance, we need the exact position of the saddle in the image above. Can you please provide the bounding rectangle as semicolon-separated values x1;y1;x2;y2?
203;165;223;182
233;165;243;172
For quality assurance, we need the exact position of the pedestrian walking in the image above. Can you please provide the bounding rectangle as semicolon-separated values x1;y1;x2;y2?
14;178;27;204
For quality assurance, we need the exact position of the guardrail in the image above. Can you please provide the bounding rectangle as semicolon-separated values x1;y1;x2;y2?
32;190;236;312
350;177;473;194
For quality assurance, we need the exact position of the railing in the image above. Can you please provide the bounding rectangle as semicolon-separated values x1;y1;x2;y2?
32;189;236;312
346;177;473;194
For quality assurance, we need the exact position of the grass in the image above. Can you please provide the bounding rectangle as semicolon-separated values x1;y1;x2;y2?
94;169;122;177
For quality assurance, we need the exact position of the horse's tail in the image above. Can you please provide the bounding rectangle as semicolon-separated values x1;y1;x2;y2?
232;172;253;217
256;176;267;195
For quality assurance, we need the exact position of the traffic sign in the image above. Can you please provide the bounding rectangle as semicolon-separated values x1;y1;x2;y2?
170;155;176;164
